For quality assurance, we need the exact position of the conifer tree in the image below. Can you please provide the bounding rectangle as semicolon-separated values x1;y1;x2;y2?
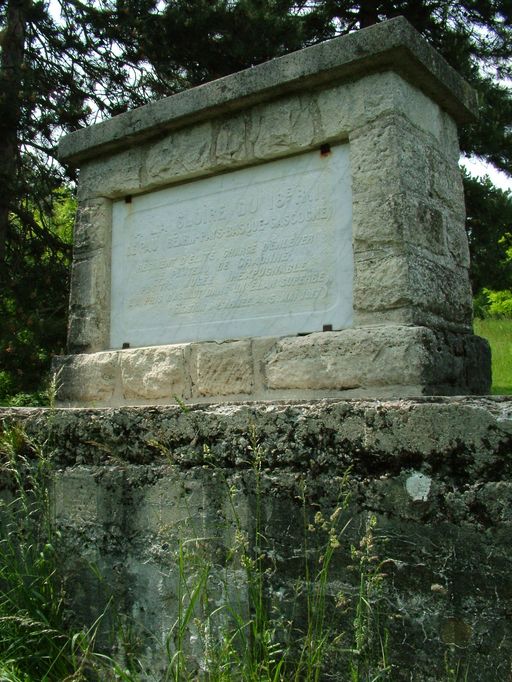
0;0;145;397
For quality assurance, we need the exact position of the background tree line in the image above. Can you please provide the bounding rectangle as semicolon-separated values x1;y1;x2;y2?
0;0;511;400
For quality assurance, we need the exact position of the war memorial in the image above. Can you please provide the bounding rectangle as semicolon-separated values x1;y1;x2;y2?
1;17;511;680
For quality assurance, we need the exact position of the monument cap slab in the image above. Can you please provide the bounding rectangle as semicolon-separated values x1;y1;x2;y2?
55;17;491;406
58;16;477;166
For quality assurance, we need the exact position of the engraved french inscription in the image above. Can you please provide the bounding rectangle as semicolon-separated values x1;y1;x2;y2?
110;145;353;347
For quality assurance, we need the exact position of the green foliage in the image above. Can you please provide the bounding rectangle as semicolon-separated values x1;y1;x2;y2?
0;0;150;400
0;189;74;400
0;422;143;680
0;391;48;408
112;0;313;94
474;288;512;319
473;317;512;395
0;424;82;679
464;175;512;293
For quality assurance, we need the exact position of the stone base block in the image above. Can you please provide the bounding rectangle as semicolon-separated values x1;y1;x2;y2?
53;325;491;406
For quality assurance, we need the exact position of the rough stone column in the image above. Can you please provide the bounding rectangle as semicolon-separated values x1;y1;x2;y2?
67;195;112;352
350;108;472;332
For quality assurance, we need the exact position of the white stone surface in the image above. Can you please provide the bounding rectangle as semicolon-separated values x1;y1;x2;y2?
110;146;352;348
405;472;432;502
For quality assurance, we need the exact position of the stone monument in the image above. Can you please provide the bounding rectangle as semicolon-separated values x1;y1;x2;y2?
55;16;491;405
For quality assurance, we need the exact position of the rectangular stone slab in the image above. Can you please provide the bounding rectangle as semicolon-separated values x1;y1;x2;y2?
110;145;352;348
58;17;478;165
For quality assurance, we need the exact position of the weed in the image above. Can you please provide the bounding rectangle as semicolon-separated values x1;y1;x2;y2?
158;428;392;682
444;650;470;682
347;514;391;681
0;423;116;680
173;396;190;414
0;423;394;681
0;368;61;409
44;370;62;410
0;423;82;679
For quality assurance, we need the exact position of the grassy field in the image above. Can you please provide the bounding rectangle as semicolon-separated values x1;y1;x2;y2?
474;318;512;395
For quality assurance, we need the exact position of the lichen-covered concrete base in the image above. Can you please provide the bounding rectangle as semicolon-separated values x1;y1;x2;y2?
1;398;511;680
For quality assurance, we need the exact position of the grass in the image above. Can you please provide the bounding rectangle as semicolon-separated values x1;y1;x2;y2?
159;437;391;682
0;425;87;680
474;318;512;394
0;423;394;681
0;424;125;681
0;422;475;681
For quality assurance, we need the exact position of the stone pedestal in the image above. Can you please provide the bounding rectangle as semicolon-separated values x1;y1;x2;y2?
1;398;511;680
56;16;491;405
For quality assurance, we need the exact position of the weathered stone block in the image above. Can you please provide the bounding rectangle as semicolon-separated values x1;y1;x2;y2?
214;113;249;165
352;193;448;258
67;311;108;354
192;340;254;397
54;352;119;403
54;469;100;524
73;198;111;255
353;253;472;327
263;326;490;394
129;477;200;534
1;399;511;680
77;148;143;200
121;345;190;401
393;76;444;144
52;324;491;404
250;95;316;159
353;253;409;312
145;121;213;186
69;252;109;310
428;146;465;208
350;114;432;199
67;248;110;352
438;111;461;162
444;210;471;268
316;72;396;141
263;327;428;390
318;69;456;159
54;467;125;527
58;17;478;165
406;257;473;325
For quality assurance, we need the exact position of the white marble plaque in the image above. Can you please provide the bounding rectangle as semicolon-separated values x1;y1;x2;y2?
110;145;353;348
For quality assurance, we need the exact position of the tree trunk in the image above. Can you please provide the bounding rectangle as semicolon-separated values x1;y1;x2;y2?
0;0;29;265
358;1;379;28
